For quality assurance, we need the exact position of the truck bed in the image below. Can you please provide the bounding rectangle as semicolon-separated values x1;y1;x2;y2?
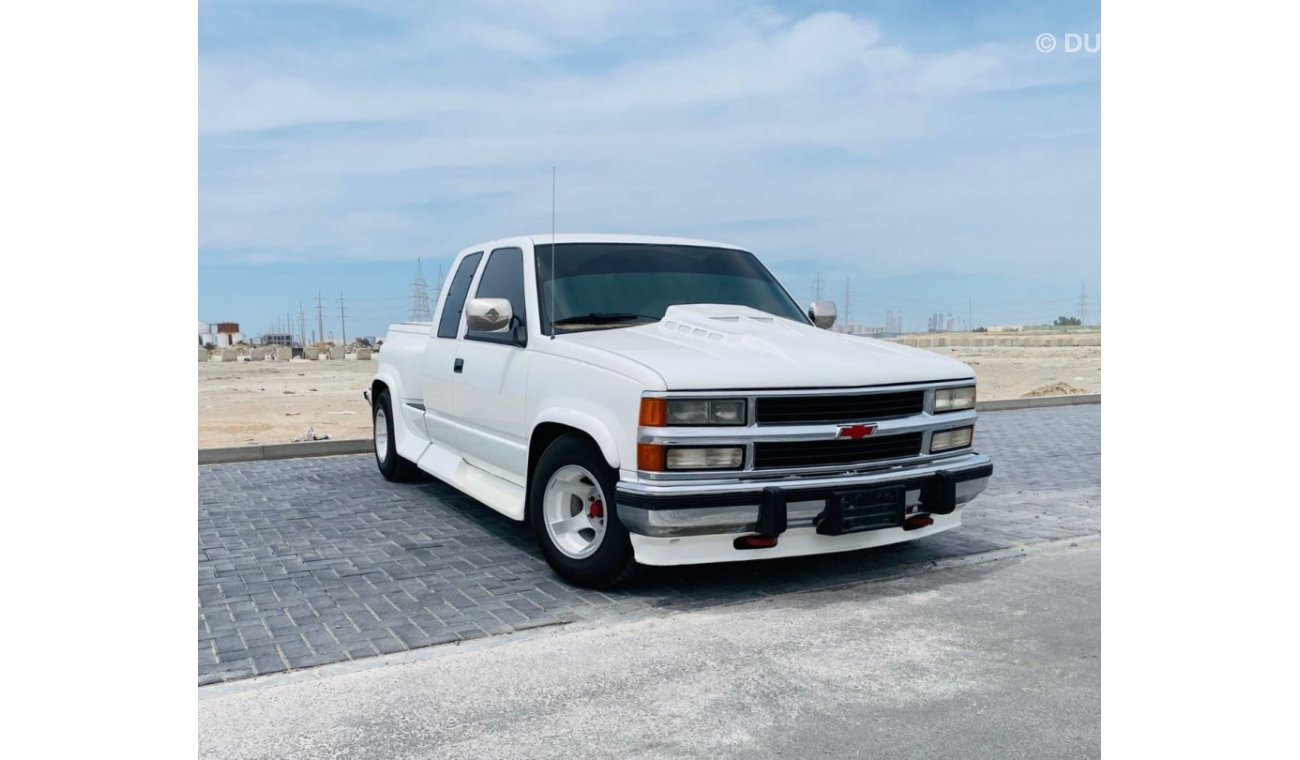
379;322;430;408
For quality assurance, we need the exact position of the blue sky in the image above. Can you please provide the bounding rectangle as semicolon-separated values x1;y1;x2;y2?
199;0;1099;339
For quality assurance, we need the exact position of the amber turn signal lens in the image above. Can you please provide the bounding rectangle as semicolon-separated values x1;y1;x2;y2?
637;443;666;472
639;398;667;427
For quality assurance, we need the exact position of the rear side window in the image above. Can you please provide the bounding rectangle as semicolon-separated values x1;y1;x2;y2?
467;247;526;345
436;252;483;339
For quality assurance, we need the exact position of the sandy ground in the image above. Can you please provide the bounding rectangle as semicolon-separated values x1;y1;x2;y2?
198;359;377;448
198;343;1101;448
937;343;1101;400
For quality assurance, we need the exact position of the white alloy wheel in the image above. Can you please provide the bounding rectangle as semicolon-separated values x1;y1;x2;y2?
543;465;609;559
374;407;389;463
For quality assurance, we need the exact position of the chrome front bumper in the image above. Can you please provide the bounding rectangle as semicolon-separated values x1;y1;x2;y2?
616;452;992;538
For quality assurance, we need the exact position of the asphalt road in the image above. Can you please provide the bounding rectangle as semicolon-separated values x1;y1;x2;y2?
199;540;1100;760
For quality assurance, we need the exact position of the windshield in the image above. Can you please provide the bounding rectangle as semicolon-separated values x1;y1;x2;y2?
534;243;808;334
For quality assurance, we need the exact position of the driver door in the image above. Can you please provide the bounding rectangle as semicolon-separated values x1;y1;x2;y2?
452;246;531;483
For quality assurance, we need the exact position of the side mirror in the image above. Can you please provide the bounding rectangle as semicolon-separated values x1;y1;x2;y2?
809;300;837;329
466;298;513;332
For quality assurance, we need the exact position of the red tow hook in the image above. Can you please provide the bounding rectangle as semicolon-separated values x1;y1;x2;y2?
734;535;778;550
903;515;934;531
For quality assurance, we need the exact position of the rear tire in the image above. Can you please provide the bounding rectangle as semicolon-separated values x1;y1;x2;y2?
373;389;420;482
529;434;638;588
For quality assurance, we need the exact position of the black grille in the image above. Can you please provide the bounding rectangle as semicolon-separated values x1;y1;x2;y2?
755;391;925;425
753;432;923;470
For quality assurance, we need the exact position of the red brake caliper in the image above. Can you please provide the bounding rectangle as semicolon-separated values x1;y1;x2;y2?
588;498;604;519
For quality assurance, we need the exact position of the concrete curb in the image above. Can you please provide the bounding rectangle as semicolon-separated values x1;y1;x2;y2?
196;394;1100;465
977;393;1100;412
198;438;373;465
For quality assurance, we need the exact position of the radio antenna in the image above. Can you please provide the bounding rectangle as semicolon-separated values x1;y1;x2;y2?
550;165;556;339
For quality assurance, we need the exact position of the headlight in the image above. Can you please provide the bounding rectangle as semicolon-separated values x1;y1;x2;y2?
668;399;746;425
934;386;976;413
665;447;745;470
639;398;747;426
930;426;974;452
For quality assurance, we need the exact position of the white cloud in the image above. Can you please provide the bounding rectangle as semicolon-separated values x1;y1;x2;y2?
199;1;1098;282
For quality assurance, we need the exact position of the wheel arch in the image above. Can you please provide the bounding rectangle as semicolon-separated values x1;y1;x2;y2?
370;367;405;406
528;416;619;498
370;377;390;405
369;369;431;466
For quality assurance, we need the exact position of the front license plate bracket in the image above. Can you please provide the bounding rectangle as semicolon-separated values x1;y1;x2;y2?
816;485;906;535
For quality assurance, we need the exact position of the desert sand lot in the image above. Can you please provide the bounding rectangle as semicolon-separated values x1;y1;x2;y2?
198;359;378;448
198;341;1100;448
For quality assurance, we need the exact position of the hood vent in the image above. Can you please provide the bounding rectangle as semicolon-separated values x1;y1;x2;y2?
658;304;780;343
661;319;727;342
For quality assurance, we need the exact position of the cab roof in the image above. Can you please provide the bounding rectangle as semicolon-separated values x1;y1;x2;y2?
456;233;747;258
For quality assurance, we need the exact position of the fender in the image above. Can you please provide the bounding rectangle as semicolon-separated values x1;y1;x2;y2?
371;365;406;402
371;367;430;460
371;365;416;416
533;408;622;469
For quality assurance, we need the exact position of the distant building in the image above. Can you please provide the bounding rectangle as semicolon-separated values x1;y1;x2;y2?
927;313;956;333
833;323;886;336
198;320;244;347
261;332;293;347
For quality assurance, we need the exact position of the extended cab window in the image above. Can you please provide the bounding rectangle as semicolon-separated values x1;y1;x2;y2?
467;247;526;346
436;252;483;339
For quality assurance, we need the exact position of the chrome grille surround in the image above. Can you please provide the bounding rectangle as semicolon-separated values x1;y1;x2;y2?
635;379;977;482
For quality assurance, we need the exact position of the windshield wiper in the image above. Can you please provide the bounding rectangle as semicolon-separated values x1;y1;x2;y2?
552;312;659;326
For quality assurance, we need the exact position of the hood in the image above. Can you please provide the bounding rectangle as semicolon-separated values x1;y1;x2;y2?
560;304;974;390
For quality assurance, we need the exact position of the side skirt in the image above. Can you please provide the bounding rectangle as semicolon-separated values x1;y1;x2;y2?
393;402;431;464
415;437;527;521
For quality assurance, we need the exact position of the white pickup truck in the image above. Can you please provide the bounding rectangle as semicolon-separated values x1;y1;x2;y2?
370;234;991;587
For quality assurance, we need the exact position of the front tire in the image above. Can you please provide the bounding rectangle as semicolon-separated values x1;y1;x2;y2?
373;389;420;482
529;434;637;588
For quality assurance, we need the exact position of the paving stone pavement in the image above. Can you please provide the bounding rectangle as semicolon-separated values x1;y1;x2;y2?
198;405;1100;685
